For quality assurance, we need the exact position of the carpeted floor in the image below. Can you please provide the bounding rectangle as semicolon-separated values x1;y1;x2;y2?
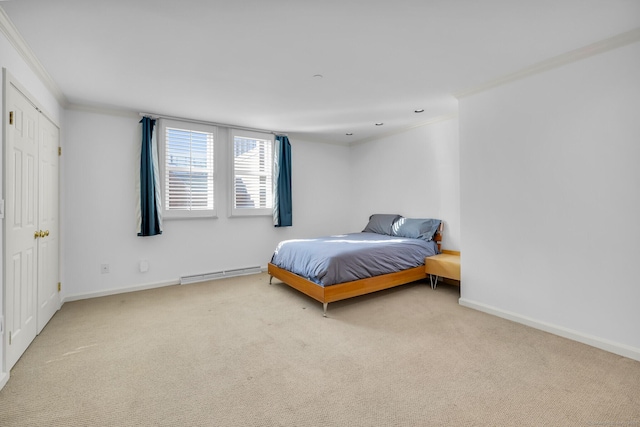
1;272;639;426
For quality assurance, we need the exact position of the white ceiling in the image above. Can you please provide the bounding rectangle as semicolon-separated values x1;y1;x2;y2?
2;0;640;144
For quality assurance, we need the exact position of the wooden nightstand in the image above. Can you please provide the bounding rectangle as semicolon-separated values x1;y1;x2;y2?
425;250;460;289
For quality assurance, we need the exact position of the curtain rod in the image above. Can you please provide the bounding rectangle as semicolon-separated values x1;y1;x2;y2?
139;112;287;136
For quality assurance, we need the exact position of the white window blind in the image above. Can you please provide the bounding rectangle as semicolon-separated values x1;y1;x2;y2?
163;123;215;216
232;132;273;215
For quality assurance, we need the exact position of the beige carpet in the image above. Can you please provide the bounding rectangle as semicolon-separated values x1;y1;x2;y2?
1;273;639;426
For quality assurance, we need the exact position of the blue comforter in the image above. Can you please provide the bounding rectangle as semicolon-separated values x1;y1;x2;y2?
270;232;439;287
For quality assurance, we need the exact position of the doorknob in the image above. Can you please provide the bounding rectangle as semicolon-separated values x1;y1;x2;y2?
34;230;50;238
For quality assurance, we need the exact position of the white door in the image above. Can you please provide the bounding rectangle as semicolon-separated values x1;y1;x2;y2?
37;116;60;333
5;83;39;369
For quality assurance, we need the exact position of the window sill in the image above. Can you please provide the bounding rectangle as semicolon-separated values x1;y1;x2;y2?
163;210;218;220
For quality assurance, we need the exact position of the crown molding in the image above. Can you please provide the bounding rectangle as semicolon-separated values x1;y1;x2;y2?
454;27;640;99
0;6;68;106
66;102;140;119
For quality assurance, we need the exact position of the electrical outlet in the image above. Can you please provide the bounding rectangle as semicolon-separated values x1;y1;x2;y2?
100;264;110;274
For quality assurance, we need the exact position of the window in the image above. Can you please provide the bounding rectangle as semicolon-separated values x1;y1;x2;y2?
230;129;274;216
159;119;216;218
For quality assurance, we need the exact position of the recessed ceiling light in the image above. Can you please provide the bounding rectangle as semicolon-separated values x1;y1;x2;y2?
414;109;424;113
346;132;353;136
375;122;384;126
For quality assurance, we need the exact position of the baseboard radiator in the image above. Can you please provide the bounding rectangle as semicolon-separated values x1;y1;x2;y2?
179;266;262;285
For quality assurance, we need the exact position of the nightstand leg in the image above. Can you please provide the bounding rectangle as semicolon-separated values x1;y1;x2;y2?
430;275;438;290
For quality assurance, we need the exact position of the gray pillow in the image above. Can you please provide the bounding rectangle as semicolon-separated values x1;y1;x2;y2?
362;214;402;235
392;218;441;241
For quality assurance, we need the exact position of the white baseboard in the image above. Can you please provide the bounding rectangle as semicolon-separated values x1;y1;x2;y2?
458;298;640;362
0;371;9;391
62;279;179;303
61;268;269;303
180;266;262;285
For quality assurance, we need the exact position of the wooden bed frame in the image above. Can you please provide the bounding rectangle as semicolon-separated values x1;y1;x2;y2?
268;223;443;316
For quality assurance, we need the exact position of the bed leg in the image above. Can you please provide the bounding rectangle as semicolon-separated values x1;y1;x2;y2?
323;302;328;317
269;275;273;285
430;275;438;290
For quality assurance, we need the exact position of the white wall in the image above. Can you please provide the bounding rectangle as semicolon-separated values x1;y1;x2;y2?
348;118;460;250
62;109;351;299
458;41;640;359
62;110;462;300
0;30;63;386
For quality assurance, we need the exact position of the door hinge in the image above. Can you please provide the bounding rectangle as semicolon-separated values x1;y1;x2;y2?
58;147;62;156
58;282;61;292
9;111;14;125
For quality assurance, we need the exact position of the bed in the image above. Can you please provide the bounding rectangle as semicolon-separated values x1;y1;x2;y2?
268;214;443;316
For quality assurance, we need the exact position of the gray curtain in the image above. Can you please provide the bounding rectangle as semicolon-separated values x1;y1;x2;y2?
273;135;292;227
137;117;162;236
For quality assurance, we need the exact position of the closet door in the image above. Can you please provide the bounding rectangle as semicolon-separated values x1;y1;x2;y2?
4;75;60;370
5;82;39;369
37;116;60;333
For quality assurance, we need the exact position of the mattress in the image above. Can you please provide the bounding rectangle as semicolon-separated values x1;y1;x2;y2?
270;232;439;287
